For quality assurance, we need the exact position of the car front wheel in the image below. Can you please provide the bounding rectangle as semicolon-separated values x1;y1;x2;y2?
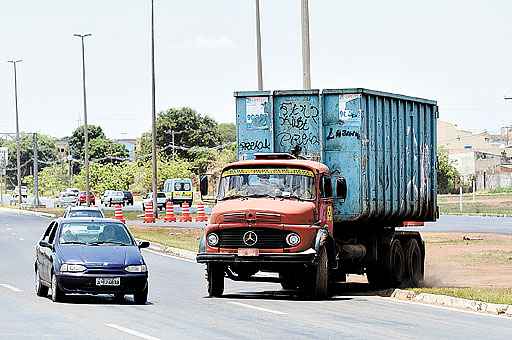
35;267;48;297
134;285;148;305
51;272;64;302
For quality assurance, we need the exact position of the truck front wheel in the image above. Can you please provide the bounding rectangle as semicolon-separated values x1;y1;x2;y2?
305;246;329;299
207;263;224;297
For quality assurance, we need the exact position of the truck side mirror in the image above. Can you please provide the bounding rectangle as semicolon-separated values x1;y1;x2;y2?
336;177;347;200
200;175;209;197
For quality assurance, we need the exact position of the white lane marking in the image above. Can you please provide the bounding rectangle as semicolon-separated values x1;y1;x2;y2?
105;323;161;340
228;301;287;315
143;248;196;264
0;284;22;292
19;238;24;241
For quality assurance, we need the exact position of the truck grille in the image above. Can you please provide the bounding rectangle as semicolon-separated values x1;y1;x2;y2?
218;228;287;248
222;212;281;224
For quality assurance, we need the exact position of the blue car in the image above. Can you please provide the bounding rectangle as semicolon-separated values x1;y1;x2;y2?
34;218;150;304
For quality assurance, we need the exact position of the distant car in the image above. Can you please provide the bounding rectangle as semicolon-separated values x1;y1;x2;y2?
14;185;28;198
142;192;167;211
101;190;125;207
123;191;134;206
78;191;96;205
64;188;80;197
34;218;150;303
63;206;104;219
56;192;78;208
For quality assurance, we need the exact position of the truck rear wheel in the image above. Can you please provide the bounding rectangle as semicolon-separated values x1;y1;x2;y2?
367;238;405;288
207;263;224;297
305;246;329;299
404;238;423;287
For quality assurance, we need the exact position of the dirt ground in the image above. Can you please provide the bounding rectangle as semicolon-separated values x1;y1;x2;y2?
347;232;512;288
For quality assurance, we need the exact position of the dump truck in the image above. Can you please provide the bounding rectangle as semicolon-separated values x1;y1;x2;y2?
197;88;438;299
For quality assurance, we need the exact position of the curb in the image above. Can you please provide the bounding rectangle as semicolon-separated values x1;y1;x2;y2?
136;238;196;261
391;289;512;317
0;207;56;219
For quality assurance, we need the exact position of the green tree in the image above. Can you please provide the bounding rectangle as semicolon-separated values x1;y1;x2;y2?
130;157;193;194
73;162;135;195
437;149;460;194
1;134;58;188
23;163;70;197
218;123;236;144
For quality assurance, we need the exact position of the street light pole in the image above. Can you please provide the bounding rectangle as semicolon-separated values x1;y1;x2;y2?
504;97;512;146
74;33;92;206
255;0;263;90
7;59;23;205
301;0;311;89
150;0;158;217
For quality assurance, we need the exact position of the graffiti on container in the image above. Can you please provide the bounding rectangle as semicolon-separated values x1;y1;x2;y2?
277;131;319;148
239;138;271;151
326;127;361;140
279;102;319;131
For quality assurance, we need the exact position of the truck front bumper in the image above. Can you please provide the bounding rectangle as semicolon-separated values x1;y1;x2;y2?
196;248;317;264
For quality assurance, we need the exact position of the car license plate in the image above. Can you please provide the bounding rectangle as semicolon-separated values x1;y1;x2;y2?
238;248;259;256
96;277;120;286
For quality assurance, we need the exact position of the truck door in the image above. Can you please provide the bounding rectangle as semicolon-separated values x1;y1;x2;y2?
319;175;334;235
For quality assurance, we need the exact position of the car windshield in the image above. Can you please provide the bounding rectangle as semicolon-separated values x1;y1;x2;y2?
67;210;103;218
217;168;316;201
59;222;133;246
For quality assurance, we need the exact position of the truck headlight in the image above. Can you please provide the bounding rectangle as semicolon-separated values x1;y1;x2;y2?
125;265;147;273
207;233;219;247
286;233;301;247
60;263;86;272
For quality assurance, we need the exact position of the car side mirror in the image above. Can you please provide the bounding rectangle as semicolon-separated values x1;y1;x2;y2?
138;241;150;249
336;177;347;200
200;175;209;197
39;240;53;250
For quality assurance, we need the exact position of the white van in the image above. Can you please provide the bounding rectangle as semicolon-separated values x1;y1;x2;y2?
163;178;193;206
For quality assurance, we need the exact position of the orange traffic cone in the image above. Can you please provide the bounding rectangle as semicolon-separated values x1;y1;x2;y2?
164;201;176;222
144;201;155;223
114;204;126;223
180;202;192;222
195;202;208;222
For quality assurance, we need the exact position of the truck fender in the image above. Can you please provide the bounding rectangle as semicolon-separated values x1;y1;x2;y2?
314;228;336;268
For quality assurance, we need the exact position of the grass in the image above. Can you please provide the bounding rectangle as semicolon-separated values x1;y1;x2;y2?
128;226;202;252
409;288;512;305
103;210;142;221
459;250;512;265
437;192;512;215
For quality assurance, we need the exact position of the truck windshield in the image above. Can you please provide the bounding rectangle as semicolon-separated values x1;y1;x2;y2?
218;168;316;201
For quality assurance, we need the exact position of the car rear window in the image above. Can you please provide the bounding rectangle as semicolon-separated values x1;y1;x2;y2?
68;210;103;218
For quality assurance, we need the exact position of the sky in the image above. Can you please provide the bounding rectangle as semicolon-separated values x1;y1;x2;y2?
1;0;512;140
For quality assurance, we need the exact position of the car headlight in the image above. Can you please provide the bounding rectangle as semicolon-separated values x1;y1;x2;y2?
60;263;86;272
285;233;301;247
207;233;219;247
125;265;147;273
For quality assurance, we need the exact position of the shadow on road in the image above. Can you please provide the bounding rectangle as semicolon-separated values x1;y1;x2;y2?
50;294;154;306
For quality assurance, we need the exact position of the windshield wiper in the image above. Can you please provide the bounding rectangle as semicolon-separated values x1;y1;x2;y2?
88;241;128;246
60;241;87;245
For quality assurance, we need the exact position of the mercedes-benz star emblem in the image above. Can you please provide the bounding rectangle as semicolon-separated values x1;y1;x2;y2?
243;231;258;246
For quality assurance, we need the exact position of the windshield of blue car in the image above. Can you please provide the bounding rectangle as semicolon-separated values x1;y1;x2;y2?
59;222;133;246
217;168;316;201
67;210;103;218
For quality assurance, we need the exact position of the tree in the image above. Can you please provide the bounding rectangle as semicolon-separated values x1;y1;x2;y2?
437;149;460;194
69;125;129;169
23;163;69;197
130;157;193;194
218;123;236;144
73;162;135;195
1;134;58;188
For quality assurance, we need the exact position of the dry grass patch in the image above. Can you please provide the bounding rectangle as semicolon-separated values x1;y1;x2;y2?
129;226;202;252
409;287;512;305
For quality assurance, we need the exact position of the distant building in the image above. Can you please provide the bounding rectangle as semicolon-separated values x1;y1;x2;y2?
115;138;137;161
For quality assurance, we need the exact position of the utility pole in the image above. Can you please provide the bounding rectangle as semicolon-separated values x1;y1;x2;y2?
33;133;40;206
301;0;311;89
7;59;23;205
255;0;263;90
504;97;512;147
74;33;92;206
150;0;158;217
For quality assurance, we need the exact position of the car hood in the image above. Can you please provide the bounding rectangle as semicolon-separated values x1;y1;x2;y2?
57;245;144;266
210;198;316;225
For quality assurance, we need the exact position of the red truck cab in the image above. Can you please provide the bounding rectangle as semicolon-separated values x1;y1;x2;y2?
197;155;341;298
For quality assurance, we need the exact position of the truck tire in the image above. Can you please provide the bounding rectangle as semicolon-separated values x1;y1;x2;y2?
367;238;405;288
306;246;329;299
279;272;299;290
404;238;423;287
207;263;224;297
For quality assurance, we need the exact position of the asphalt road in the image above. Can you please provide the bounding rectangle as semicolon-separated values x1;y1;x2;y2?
420;215;512;235
0;210;510;340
